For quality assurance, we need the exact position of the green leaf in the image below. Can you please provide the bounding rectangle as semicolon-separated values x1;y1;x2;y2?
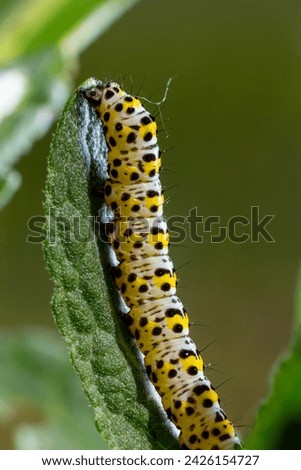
0;0;140;66
0;328;106;449
245;272;301;449
0;0;141;209
43;78;178;450
0;49;71;209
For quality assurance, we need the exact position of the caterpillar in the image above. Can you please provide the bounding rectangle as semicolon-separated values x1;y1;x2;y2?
83;81;242;450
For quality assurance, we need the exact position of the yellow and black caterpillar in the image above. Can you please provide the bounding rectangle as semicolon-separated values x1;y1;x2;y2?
84;81;242;450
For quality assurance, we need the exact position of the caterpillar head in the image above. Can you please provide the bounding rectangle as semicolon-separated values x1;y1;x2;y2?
81;80;104;107
82;81;125;110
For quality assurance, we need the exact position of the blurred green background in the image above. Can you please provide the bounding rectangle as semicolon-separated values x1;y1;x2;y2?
1;0;301;449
